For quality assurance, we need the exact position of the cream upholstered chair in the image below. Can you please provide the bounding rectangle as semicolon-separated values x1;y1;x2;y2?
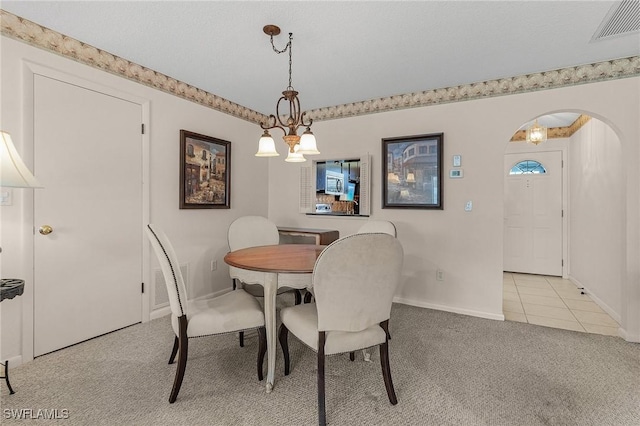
356;219;398;361
146;224;267;403
228;216;303;343
278;233;404;426
303;220;397;305
357;219;397;237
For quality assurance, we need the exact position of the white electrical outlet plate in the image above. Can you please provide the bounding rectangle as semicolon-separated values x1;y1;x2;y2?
453;155;461;167
465;201;473;211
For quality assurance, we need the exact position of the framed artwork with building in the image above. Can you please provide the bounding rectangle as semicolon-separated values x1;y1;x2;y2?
382;133;443;209
179;130;231;209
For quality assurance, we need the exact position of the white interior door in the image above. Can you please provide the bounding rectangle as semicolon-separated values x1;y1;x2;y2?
504;151;563;276
34;74;143;356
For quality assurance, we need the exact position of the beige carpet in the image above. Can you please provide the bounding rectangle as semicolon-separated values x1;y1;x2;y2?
2;300;639;425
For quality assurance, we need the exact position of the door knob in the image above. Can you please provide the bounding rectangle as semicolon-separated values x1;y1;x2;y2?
39;225;53;235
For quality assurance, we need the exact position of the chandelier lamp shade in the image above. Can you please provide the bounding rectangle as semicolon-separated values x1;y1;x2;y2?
255;25;319;162
525;119;548;145
0;130;42;188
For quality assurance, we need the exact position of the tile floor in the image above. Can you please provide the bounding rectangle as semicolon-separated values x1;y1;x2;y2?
503;272;620;337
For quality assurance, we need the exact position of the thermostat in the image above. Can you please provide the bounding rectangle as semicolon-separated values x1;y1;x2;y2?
449;169;464;178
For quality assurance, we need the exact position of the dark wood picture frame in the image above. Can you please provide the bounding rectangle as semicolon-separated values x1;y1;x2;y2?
382;133;443;209
179;130;231;209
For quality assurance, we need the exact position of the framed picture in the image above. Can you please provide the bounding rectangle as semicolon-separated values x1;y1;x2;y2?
179;130;231;209
382;133;443;209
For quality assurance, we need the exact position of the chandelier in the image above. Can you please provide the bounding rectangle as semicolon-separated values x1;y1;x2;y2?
255;25;319;162
526;119;547;145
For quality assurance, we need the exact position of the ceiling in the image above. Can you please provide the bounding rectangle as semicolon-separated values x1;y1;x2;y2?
2;1;639;120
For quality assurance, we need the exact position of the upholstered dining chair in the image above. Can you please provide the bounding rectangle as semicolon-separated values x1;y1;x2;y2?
278;233;404;426
302;220;397;305
357;219;397;237
355;218;398;361
146;224;267;403
228;216;303;346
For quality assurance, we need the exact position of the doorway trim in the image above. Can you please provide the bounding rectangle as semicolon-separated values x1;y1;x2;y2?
20;60;151;363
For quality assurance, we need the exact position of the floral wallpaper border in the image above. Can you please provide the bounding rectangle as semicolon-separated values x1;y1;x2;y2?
2;10;639;125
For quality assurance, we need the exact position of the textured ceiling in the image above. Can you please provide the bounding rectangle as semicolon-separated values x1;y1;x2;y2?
2;1;639;117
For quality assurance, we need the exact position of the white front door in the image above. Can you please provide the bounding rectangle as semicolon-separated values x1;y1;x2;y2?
504;151;563;276
33;74;143;356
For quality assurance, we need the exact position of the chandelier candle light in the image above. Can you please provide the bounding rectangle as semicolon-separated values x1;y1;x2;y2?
526;119;547;145
255;25;319;162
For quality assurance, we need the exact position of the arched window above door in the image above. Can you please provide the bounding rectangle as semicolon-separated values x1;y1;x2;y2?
509;160;547;175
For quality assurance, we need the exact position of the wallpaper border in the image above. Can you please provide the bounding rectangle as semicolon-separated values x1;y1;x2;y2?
2;10;638;125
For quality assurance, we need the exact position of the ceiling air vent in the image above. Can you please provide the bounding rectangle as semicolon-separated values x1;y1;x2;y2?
592;0;640;41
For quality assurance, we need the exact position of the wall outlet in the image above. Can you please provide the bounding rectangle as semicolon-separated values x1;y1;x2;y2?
436;269;444;281
465;200;473;211
210;260;217;271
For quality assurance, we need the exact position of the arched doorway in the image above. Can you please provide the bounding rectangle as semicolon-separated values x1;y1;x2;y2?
502;112;623;338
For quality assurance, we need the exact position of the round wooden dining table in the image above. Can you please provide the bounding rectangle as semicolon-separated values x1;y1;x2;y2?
224;244;326;393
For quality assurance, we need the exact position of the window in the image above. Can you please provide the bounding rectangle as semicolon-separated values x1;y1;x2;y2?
509;160;547;175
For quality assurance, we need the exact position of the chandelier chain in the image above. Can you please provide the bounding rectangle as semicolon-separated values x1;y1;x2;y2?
270;33;294;90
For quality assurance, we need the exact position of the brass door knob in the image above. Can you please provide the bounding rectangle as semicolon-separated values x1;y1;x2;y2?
39;225;53;235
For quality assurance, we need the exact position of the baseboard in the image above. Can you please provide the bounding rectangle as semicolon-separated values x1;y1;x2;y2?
568;276;622;324
393;296;505;321
150;305;171;320
3;355;23;369
149;288;232;320
618;328;640;343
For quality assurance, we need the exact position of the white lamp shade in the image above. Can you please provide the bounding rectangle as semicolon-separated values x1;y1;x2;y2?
284;145;306;163
298;129;320;155
255;132;280;157
0;131;42;188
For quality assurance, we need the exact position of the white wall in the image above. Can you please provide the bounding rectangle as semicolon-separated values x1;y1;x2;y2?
569;118;623;320
0;36;269;362
267;80;640;341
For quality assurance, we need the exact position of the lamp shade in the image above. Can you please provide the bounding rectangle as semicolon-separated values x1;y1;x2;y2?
255;131;280;157
0;131;42;188
284;145;306;163
298;127;320;155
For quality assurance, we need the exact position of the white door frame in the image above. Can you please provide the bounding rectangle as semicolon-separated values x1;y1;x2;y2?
20;61;151;363
504;142;569;278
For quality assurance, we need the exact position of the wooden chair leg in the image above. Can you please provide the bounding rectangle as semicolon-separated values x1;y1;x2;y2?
168;336;179;364
169;315;189;403
304;291;313;304
379;320;397;405
257;327;267;381
278;324;291;376
318;331;327;426
239;331;244;347
294;289;302;305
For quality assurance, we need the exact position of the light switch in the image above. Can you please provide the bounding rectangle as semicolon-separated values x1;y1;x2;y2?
0;189;12;206
465;200;473;211
453;155;461;167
